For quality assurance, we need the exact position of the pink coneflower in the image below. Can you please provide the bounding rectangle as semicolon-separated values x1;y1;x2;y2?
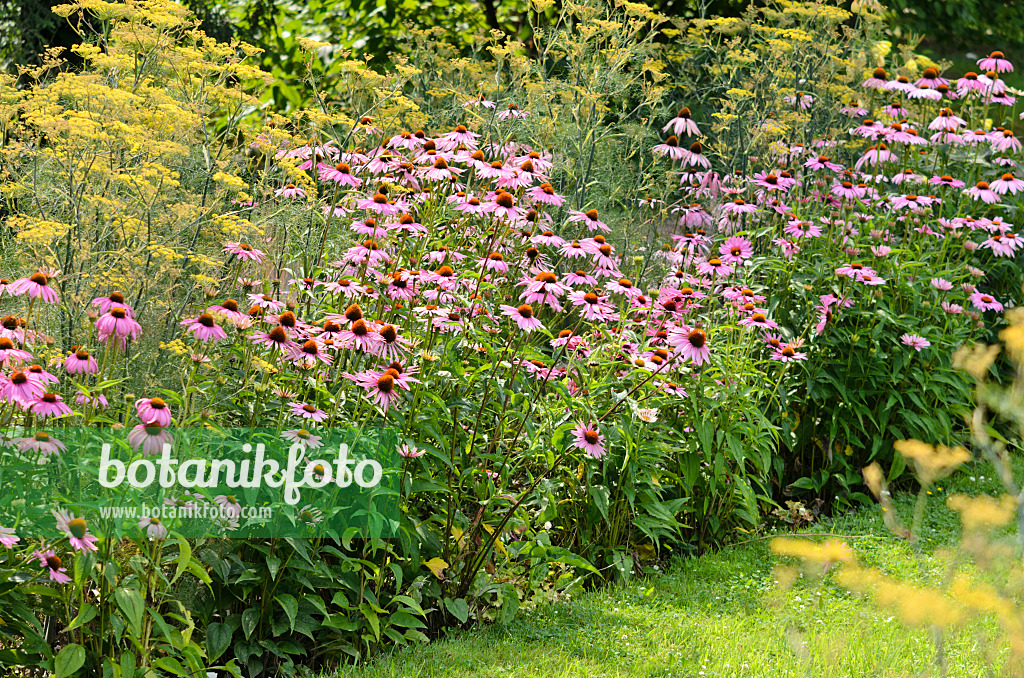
528;182;566;206
344;369;405;413
696;257;733;278
784;92;814;109
663;107;701;137
290;339;334;367
942;301;964;314
571;422;606;459
652;135;686;159
862;67;889;89
96;307;142;342
496;102;528;120
566;290;617;321
915;67;949;88
990;172;1024;195
804;155;844;172
0;337;32;366
739;311;779;330
930;278;953;291
9;272;58;303
479;252;510;274
854;144;896;170
53;510;99;552
835;262;874;280
138;516;168;539
901;334;931;351
681;141;712;169
970;291;1004;312
0;525;18;548
320;162;363;187
64;348;98;375
605;277;642;299
222;242;267;262
929;174;965;188
567;208;610;233
978;51;1013;73
722;198;759;214
281;428;325;449
398;443;425;458
486;191;523;221
890;194;932;211
136;397;172;427
289;402;328;422
214;494;243;519
92;291;135;317
718;236;753;264
275;183;306;199
248;293;286;313
35;550;71;584
965;181;1001;203
14;431;66;459
251;326;299;353
127;423;173;457
771;345;808;362
500;304;544;332
30;393;72;419
671;327;711;366
338;319;381;353
181;313;227;342
75;392;109;410
2;370;44;404
784;219;823;239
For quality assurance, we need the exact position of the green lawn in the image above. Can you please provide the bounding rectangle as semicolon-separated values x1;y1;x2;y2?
331;467;1014;678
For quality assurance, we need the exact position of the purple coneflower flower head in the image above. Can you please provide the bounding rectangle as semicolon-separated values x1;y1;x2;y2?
30;393;72;419
969;291;1004;312
139;516;168;539
901;334;931;351
64;348;99;375
92;291;135;317
215;494;243;519
181;313;227;342
281;428;324;450
771;345;808;362
978;51;1013;73
663;107;701;137
35;550;71;583
571;422;606;459
289;402;328;422
96;307;142;343
15;431;66;459
0;525;18;548
53;509;99;552
500;304;544;332
128;424;174;457
965;181;1001;204
10;272;59;303
275;183;306;198
222;241;267;262
0;337;32;366
136;397;172;427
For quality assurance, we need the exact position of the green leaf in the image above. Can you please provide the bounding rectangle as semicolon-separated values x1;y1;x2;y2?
274;594;298;632
54;643;86;678
358;603;380;641
114;588;145;636
170;537;192;585
266;556;281;581
64;603;97;633
152;657;189;676
241;608;260;641
442;597;469;624
206;622;232;663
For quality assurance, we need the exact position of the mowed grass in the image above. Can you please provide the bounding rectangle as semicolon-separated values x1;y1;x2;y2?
331;465;1015;678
